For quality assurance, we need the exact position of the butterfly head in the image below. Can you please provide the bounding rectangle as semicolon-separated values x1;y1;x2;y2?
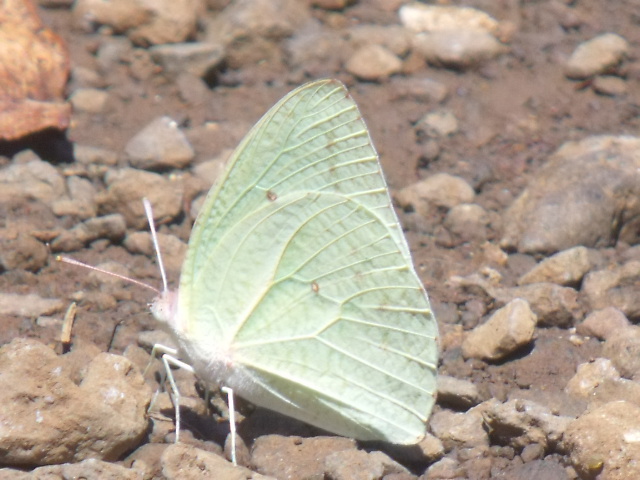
150;289;179;328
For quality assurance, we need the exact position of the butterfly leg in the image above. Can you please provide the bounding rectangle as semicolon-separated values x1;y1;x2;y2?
161;353;195;443
144;343;194;443
144;343;179;377
221;386;237;465
144;344;178;418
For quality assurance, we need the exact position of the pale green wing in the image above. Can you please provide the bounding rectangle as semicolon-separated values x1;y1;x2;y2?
178;80;438;444
182;80;413;286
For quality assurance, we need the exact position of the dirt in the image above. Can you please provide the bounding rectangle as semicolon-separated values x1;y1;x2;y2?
1;0;639;478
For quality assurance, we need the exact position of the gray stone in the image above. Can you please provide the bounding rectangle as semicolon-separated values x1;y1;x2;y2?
347;25;412;57
176;73;210;105
0;293;64;319
576;307;630;340
205;0;311;68
399;4;499;35
150;42;225;80
582;261;640;321
437;375;482;410
413;30;505;69
97;168;184;229
50;214;126;252
592;75;628;96
0;226;48;272
69;65;104;90
95;37;133;73
52;175;98;219
565;33;629;79
500;136;640;253
389;77;448;103
395;173;475;217
74;144;119;166
69;88;109;113
74;0;204;46
602;325;640;380
443;203;489;244
124;231;187;275
284;29;349;75
417;433;445;464
0;160;65;204
418;110;459;137
125;116;195;170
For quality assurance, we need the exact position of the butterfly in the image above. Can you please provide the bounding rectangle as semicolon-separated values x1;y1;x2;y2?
150;79;438;445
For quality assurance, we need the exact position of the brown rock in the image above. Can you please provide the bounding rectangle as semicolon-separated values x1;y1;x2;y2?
565;401;640;479
74;0;204;46
518;246;593;287
251;436;356;479
493;283;580;327
602;325;640;380
576;307;630;340
0;338;151;467
161;443;269;479
501;136;640;253
0;0;70;140
582;261;640;321
0;458;141;479
97;169;184;229
345;44;403;81
462;299;537;361
565;33;629;79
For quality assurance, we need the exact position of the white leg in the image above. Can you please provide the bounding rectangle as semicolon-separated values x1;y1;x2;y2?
221;386;237;466
161;353;195;442
144;343;194;443
144;343;179;377
145;344;176;415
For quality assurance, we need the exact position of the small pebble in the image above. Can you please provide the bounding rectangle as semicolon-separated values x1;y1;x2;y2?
125;116;195;170
345;44;403;80
69;88;109;113
565;33;629;79
592;75;627;96
462;299;537;361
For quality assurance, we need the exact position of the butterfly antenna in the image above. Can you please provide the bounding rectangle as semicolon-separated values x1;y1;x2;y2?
143;198;169;293
57;256;160;294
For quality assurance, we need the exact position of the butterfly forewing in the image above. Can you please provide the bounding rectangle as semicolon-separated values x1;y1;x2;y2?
178;80;438;444
183;80;412;285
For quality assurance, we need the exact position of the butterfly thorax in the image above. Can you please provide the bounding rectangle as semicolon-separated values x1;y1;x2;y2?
150;288;247;392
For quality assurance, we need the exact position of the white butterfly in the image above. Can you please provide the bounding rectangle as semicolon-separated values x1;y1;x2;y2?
148;79;439;446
